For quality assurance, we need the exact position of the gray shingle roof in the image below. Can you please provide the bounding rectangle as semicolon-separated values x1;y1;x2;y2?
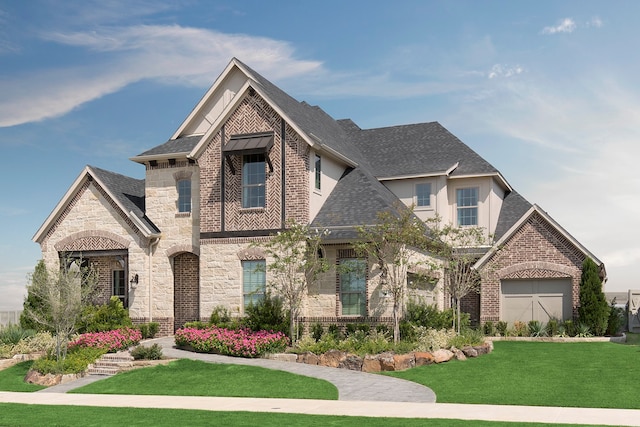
310;167;402;239
88;166;160;234
493;190;532;239
340;121;499;178
135;135;201;158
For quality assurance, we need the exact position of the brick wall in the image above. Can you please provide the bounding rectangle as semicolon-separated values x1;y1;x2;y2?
478;211;585;324
173;252;200;330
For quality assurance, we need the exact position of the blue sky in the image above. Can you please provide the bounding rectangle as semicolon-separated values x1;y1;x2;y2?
1;0;638;310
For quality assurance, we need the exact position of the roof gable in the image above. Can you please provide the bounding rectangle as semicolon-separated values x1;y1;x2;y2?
33;166;159;243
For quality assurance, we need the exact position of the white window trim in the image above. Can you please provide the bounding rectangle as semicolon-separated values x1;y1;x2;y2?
414;181;433;210
455;186;480;227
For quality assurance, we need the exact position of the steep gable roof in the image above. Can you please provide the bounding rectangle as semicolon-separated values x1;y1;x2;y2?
493;190;533;240
133;135;201;159
33;166;159;243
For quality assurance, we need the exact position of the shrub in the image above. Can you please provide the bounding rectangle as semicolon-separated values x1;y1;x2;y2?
327;324;341;339
448;328;485;348
576;322;592;338
310;323;324;342
209;306;232;326
32;346;106;375
483;321;495;336
606;300;625;336
183;321;208;329
0;324;36;345
546;318;559;337
405;300;468;330
137;322;160;339
68;327;142;353
293;333;340;355
413;327;457;352
243;292;288;334
528;320;545;337
562;319;576;337
511;321;529;337
77;297;133;333
496;321;508;336
130;343;163;360
578;258;609;336
174;326;289;358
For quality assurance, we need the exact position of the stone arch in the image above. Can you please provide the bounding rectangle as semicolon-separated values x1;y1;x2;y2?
166;244;200;258
237;247;265;261
54;230;131;252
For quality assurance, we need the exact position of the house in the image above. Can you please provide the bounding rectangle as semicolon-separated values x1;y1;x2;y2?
33;58;606;336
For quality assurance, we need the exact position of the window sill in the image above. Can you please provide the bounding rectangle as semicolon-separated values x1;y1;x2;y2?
176;212;191;218
240;207;265;213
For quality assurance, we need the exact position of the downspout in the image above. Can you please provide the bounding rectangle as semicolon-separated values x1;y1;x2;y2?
148;236;160;322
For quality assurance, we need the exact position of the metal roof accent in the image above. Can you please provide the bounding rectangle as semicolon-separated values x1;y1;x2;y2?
223;132;274;154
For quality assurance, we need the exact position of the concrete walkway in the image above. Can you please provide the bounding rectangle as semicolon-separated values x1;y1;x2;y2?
6;336;638;425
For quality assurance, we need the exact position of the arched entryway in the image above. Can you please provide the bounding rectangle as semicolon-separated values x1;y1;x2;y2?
173;252;200;331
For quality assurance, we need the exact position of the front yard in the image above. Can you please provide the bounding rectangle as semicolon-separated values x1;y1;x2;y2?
387;340;640;409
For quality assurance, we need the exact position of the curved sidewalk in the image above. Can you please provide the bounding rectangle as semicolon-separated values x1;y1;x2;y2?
149;336;436;402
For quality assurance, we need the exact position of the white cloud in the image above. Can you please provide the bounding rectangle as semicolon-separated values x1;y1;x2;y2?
587;16;603;28
0;268;29;311
0;25;322;127
541;18;577;35
488;64;524;79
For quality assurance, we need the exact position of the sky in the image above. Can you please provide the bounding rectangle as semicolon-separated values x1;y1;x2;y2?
1;0;639;310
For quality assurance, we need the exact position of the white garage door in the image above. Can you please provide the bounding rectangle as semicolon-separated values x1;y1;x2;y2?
501;279;572;324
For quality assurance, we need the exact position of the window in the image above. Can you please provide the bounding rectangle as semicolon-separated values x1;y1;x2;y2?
456;187;479;226
242;260;265;308
242;153;266;208
177;179;191;213
112;270;127;308
339;259;366;316
314;154;321;191
415;183;431;207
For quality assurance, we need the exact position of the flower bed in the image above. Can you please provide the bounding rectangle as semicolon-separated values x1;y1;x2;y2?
68;327;142;352
175;326;289;358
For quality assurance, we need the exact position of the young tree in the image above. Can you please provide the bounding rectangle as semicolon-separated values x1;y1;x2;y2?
260;220;330;341
22;257;98;361
425;219;492;334
578;257;608;336
354;206;430;343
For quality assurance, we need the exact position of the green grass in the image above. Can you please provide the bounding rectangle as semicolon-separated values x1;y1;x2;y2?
624;332;640;345
387;341;640;408
70;359;338;400
0;361;45;392
0;403;606;427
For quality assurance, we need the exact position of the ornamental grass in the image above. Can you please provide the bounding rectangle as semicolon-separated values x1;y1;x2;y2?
175;326;289;358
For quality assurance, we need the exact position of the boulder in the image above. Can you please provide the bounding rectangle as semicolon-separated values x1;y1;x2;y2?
378;352;396;371
393;353;415;371
339;354;363;371
297;352;319;365
24;370;62;387
433;349;454;363
453;348;467;361
319;350;346;368
461;346;478;358
362;355;382;373
414;351;435;366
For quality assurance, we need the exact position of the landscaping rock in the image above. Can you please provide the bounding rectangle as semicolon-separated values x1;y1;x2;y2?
414;351;435;366
453;348;467;361
339;354;363;371
296;352;319;365
319;350;346;368
378;352;396;371
461;346;478;358
362;355;382;373
433;349;454;363
266;353;297;363
393;353;415;371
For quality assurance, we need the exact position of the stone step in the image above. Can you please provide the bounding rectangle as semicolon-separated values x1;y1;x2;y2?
87;366;119;376
86;352;134;376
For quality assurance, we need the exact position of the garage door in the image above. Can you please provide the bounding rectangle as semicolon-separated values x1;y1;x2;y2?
501;279;572;324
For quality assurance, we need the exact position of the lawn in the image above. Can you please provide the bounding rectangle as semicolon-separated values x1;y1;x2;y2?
70;359;338;400
0;361;45;392
0;403;606;427
387;341;640;409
